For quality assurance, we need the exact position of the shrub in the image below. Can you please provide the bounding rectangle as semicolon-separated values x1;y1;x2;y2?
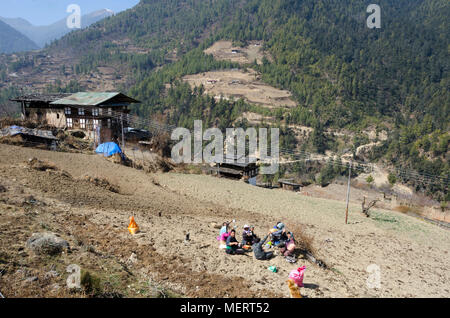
394;205;410;213
80;270;102;296
286;223;316;256
387;173;397;186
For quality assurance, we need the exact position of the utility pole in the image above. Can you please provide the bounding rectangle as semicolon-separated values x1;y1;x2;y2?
121;113;125;149
345;160;352;224
93;123;96;150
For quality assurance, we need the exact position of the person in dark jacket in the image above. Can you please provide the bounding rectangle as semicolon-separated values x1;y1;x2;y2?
242;225;254;246
250;226;258;238
226;230;245;255
252;231;274;260
271;222;288;247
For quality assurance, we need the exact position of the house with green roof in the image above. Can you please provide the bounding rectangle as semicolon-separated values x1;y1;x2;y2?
11;92;140;143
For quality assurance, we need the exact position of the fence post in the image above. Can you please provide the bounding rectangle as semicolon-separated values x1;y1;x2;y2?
121;113;125;150
345;160;352;224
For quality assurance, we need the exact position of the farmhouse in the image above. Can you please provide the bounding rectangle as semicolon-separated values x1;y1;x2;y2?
11;92;140;143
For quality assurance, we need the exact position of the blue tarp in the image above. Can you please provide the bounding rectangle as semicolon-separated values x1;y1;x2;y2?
95;142;122;157
9;125;21;135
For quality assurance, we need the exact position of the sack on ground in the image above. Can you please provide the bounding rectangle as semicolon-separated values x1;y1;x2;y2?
289;266;306;287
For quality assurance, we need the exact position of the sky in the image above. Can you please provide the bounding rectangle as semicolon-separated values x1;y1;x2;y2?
0;0;140;26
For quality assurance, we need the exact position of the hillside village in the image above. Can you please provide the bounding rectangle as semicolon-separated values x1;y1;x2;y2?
0;0;448;300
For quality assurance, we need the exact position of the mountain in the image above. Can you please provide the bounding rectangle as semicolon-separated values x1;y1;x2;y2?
1;0;448;199
0;19;39;53
0;9;114;48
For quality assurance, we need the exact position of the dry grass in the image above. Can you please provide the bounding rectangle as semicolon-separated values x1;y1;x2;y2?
27;157;58;171
394;205;411;214
0;117;38;129
0;135;26;146
0;263;87;298
285;223;316;256
80;175;120;194
151;132;172;158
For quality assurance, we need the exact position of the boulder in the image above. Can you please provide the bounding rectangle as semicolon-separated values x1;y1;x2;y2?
26;232;69;256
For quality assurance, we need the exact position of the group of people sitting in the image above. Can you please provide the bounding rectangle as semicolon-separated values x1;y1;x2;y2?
217;221;297;262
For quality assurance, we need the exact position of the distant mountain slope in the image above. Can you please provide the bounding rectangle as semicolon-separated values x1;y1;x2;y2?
1;0;448;199
0;19;39;53
0;9;114;48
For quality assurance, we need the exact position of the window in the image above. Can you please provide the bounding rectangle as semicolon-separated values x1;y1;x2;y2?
108;108;112;115
93;119;100;129
66;118;73;128
86;119;92;130
78;107;85;116
80;119;86;129
98;108;103;116
92;108;99;116
64;107;71;115
107;119;111;128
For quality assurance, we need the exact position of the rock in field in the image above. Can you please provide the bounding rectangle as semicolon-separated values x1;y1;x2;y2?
26;232;69;256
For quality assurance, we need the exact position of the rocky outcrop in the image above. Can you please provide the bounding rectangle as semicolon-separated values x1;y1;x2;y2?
26;232;69;256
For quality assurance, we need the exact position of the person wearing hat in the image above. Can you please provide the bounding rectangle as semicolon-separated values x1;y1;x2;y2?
242;224;254;247
270;222;288;247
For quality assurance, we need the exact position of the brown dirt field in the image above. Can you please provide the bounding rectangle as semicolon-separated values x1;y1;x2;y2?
183;69;297;109
204;40;266;65
155;173;450;298
0;144;449;298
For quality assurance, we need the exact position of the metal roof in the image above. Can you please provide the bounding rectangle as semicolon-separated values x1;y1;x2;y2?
0;125;58;140
10;93;71;103
278;179;302;186
50;92;140;106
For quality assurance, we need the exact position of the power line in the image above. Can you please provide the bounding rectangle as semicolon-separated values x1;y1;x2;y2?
106;110;449;187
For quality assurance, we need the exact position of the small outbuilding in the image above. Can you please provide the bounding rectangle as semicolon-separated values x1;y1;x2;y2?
0;125;58;149
278;179;302;192
213;154;259;180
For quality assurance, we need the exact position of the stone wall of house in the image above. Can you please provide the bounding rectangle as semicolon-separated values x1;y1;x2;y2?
25;108;66;128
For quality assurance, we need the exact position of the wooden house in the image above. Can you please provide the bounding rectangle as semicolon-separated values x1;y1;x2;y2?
11;92;140;143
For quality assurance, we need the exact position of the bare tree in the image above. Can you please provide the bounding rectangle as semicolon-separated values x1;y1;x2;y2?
362;196;379;217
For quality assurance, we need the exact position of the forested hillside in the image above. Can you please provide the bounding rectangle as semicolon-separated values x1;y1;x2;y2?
1;0;449;199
